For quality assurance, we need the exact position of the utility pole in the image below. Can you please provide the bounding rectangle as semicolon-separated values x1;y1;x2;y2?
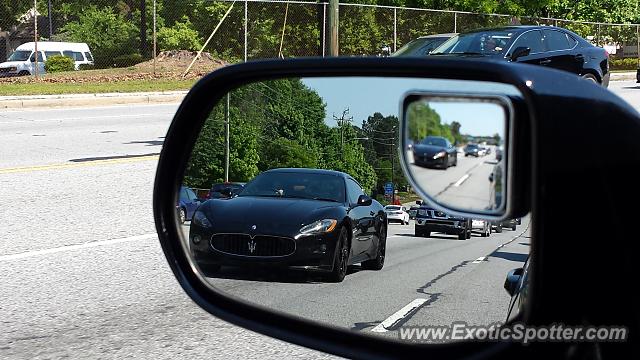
329;0;338;56
390;141;395;204
333;108;352;159
224;94;230;182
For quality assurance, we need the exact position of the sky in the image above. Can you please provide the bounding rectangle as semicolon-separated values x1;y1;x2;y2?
302;77;519;138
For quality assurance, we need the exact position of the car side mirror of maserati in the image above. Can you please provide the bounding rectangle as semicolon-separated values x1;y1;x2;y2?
152;57;640;359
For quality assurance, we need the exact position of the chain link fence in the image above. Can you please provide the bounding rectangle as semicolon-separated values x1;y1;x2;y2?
1;0;640;77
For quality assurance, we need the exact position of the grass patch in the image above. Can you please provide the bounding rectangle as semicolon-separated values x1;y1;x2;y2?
0;78;196;96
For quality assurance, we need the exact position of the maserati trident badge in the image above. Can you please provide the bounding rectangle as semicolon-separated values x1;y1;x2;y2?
248;240;257;254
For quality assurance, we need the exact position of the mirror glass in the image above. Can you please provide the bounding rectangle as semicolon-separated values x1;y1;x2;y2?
403;95;509;214
178;76;529;343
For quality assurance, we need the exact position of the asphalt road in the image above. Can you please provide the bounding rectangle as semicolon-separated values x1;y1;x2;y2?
3;79;636;359
407;149;499;211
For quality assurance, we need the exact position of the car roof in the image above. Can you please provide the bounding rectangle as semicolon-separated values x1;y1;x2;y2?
416;33;457;39
264;168;349;178
16;42;91;52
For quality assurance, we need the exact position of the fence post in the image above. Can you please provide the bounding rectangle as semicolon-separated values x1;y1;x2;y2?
244;0;248;62
393;7;397;52
322;3;327;57
34;0;39;80
454;12;457;33
153;0;156;74
637;25;639;67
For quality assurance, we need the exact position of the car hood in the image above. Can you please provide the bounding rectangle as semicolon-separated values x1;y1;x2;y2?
0;61;23;68
200;196;344;236
413;143;447;156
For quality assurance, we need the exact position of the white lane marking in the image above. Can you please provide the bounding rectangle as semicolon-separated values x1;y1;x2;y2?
371;298;428;333
0;233;157;262
453;174;470;187
472;256;486;264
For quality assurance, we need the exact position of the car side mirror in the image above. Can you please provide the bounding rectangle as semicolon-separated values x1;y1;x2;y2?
356;194;372;207
504;267;524;296
220;188;232;197
416;200;422;205
510;46;531;61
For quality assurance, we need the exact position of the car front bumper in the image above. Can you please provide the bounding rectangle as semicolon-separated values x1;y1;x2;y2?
414;154;447;167
189;226;339;272
415;218;466;235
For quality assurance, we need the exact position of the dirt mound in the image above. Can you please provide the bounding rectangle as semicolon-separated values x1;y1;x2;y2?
134;50;227;75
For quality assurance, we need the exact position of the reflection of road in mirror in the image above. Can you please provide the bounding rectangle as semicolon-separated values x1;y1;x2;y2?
408;147;498;211
184;216;531;341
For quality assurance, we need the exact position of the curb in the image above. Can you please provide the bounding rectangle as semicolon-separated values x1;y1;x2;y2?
0;91;188;109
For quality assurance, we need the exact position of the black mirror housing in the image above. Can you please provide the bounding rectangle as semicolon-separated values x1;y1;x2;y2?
357;194;372;206
504;268;524;296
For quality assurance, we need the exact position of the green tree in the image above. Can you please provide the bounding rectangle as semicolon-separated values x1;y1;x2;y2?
157;17;202;51
56;5;138;68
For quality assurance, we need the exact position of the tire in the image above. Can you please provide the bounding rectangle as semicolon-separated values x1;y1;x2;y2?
458;232;467;240
453;156;458;166
511;225;517;231
481;225;488;237
495;224;503;233
582;73;599;84
423;230;430;238
178;207;186;224
18;70;30;76
326;227;349;282
467;229;472;239
362;223;386;270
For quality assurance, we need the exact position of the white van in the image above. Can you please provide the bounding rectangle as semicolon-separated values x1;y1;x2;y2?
0;42;94;77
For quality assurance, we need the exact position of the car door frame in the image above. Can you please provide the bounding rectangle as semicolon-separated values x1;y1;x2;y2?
541;29;583;75
345;177;374;259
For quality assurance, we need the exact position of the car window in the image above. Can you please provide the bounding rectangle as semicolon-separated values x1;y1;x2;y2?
180;188;188;201
84;52;94;61
544;30;573;51
29;51;44;62
8;50;31;61
510;30;545;54
73;52;85;61
346;179;364;205
186;188;197;201
44;51;62;59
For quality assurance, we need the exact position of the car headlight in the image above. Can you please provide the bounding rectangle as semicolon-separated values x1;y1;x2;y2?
433;151;446;159
192;210;212;228
297;219;337;237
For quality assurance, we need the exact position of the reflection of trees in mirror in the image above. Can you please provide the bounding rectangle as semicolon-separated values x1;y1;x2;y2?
183;78;379;193
407;102;457;144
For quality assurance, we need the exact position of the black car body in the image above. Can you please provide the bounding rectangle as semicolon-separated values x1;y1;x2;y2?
414;206;472;240
464;143;480;157
431;26;610;87
189;168;387;281
392;33;456;57
412;135;457;168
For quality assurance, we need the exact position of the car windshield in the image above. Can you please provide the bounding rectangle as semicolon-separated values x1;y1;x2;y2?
466;144;479;149
421;137;447;147
385;206;401;211
392;37;448;57
431;30;514;55
239;172;345;202
8;50;31;61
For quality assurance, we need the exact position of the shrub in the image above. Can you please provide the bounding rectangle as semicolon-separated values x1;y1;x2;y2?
157;18;203;51
78;63;95;71
44;55;75;73
112;53;145;68
610;57;639;70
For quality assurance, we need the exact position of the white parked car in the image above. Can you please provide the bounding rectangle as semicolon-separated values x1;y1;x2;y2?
0;42;94;77
384;205;410;225
471;219;491;237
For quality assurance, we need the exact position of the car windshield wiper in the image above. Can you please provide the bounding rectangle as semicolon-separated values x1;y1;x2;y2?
311;197;341;203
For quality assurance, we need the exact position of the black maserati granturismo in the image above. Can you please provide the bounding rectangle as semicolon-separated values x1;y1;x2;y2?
188;168;388;282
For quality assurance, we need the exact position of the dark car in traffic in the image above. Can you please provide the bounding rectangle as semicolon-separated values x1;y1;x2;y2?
189;168;388;282
412;135;458;168
392;33;456;57
207;182;245;199
430;26;610;87
176;186;202;224
464;143;481;157
415;205;472;240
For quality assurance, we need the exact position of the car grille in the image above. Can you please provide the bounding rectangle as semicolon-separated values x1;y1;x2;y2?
211;234;295;257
